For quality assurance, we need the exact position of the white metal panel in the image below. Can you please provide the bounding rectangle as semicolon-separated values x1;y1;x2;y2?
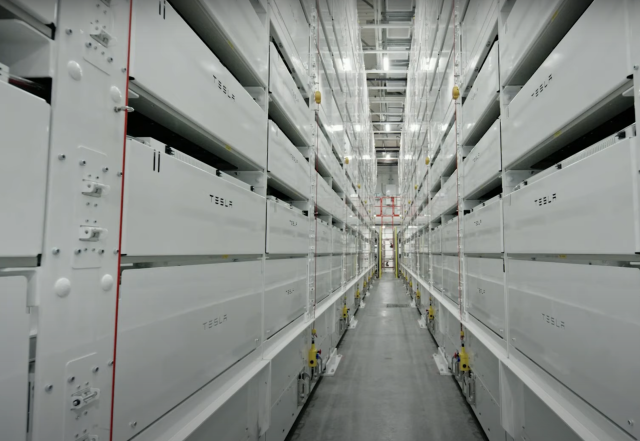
431;225;442;254
266;199;309;255
440;45;455;120
433;170;458;218
0;80;49;259
431;298;447;347
316;220;332;254
122;139;266;257
318;131;344;191
331;226;343;254
508;260;640;438
331;255;342;291
173;0;269;87
271;0;311;90
444;302;462;353
462;119;501;199
269;43;313;146
267;120;310;200
442;255;459;303
501;0;632;169
520;386;582;441
268;331;306;406
473;380;504;441
430;9;454;96
441;217;459;254
431;87;455;150
420;252;430;280
130;1;267;170
433;254;444;290
461;43;500;145
316;255;332;301
7;0;56;24
461;0;497;85
467;257;504;337
347;232;356;254
420;227;429;253
264;257;307;337
0;19;55;78
316;173;334;214
344;253;354;280
0;276;29;441
430;128;456;191
113;261;263;439
499;0;593;87
433;0;453;78
331;192;345;222
504;137;640;255
268;380;299;441
176;371;266;441
464;196;502;254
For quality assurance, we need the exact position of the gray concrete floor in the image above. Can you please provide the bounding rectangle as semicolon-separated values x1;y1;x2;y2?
287;272;487;441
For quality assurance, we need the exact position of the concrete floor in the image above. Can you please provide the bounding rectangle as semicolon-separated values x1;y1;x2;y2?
287;272;487;441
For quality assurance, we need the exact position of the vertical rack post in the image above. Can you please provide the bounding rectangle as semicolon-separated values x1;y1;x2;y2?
452;0;467;323
307;2;319;323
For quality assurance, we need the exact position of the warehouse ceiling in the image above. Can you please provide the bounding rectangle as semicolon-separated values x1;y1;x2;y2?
357;0;414;166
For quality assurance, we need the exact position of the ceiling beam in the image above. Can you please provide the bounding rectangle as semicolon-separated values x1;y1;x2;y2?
361;23;412;29
369;112;404;115
368;86;407;90
362;49;410;53
365;69;408;74
360;0;374;8
373;131;402;134
368;98;405;103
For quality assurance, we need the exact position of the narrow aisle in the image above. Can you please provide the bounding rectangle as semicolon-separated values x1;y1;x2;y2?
287;272;486;441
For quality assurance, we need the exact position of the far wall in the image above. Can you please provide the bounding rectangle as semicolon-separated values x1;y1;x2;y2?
376;164;398;196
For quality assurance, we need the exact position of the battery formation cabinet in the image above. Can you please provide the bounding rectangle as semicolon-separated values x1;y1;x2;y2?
400;1;640;441
0;1;376;441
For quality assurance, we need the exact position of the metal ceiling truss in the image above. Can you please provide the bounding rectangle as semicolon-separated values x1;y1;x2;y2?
360;0;414;166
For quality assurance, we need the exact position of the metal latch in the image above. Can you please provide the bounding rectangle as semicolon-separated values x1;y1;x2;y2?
70;387;100;410
81;181;109;197
79;226;107;242
114;106;134;113
90;29;113;47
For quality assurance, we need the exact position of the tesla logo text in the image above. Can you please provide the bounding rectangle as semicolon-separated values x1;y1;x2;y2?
285;289;295;295
531;74;553;98
203;314;228;329
474;219;482;226
212;74;236;101
477;288;486;295
290;220;298;226
210;194;233;208
534;193;556;206
541;313;565;329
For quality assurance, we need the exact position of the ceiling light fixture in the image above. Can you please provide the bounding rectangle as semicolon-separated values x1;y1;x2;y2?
383;56;389;71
